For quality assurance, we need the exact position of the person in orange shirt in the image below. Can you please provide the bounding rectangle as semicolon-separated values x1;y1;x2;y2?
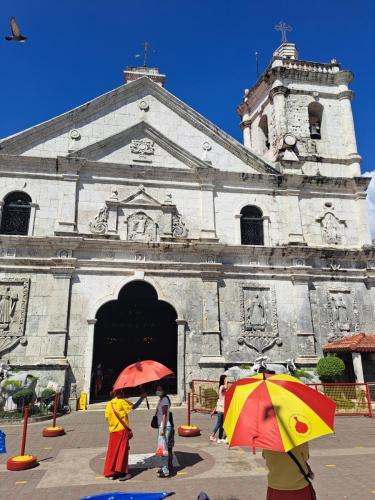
262;442;316;499
103;389;145;481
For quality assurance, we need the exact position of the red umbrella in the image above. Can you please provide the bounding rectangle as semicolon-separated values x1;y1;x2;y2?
113;360;173;391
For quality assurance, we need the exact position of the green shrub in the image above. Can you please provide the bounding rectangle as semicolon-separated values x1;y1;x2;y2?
293;370;313;380
1;379;22;389
41;388;56;401
316;356;345;382
12;388;34;408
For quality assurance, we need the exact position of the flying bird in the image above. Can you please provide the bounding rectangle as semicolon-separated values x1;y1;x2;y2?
5;17;27;42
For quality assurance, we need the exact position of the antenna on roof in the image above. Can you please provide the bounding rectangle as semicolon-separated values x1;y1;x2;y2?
255;51;259;78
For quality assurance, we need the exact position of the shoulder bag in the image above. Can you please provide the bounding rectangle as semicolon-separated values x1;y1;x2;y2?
287;451;317;500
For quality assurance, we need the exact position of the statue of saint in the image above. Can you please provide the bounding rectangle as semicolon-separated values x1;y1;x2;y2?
95;205;108;223
333;294;350;332
246;293;266;331
133;216;147;234
323;213;338;244
0;287;18;330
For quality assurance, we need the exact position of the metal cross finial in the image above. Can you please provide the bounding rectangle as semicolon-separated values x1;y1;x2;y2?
274;21;293;43
143;41;151;67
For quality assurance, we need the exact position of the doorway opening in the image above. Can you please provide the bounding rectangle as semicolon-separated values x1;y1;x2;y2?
91;281;177;401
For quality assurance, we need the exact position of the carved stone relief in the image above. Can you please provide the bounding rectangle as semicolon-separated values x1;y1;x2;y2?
316;208;345;245
326;289;358;340
127;212;156;242
130;139;155;161
172;214;188;238
0;279;30;357
89;205;109;234
238;286;281;353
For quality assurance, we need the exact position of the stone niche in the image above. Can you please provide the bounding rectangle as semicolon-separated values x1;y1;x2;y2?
311;286;359;343
88;185;188;241
0;278;30;357
238;284;281;354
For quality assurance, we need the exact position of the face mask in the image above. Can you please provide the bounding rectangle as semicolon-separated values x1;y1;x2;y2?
155;390;163;397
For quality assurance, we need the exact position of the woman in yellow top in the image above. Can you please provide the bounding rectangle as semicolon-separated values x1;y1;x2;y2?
262;442;316;499
103;389;145;481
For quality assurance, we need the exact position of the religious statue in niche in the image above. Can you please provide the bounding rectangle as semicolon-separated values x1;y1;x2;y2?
0;287;18;331
238;287;281;354
0;279;29;357
331;294;350;332
130;139;155;161
89;205;109;235
127;212;156;242
316;210;344;245
245;293;266;331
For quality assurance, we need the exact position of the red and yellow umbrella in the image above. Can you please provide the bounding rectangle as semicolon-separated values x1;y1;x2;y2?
223;373;336;453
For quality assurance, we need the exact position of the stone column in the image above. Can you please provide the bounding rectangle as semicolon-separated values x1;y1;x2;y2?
338;90;358;156
269;85;288;146
83;318;97;403
352;352;364;383
240;113;252;149
199;183;218;241
176;319;187;401
106;200;119;236
286;190;305;244
199;272;225;366
293;278;317;362
55;173;79;234
45;268;73;360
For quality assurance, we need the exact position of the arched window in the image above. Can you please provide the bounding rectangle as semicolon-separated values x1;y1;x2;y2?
240;206;264;245
0;192;32;235
308;102;324;139
258;115;270;152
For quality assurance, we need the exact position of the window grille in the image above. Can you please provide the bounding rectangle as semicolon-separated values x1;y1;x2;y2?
240;206;264;245
0;192;32;235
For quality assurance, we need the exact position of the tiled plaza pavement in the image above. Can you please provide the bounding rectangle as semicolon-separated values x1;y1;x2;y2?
0;406;375;500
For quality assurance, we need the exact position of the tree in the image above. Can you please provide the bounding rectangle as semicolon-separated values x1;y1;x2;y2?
316;356;345;382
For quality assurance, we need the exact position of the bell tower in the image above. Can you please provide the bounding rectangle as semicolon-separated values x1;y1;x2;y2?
237;38;361;177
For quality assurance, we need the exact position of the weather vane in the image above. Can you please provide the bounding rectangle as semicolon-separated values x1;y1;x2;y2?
134;41;155;67
274;21;293;43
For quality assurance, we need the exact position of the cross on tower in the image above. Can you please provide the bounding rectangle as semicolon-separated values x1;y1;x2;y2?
274;21;293;43
143;41;151;67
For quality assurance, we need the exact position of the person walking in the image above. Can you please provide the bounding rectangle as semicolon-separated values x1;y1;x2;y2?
210;374;228;443
262;442;316;499
103;389;145;481
155;382;172;478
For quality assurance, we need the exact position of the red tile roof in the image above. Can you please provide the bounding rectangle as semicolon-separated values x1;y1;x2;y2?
322;333;375;353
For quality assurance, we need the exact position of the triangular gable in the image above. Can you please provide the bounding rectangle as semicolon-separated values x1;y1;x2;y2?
0;77;279;175
120;184;162;207
68;121;211;170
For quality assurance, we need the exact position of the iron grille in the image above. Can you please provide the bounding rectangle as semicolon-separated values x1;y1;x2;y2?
1;196;31;235
241;218;264;245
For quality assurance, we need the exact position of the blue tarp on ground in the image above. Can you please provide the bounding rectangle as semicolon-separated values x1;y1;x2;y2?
80;493;173;500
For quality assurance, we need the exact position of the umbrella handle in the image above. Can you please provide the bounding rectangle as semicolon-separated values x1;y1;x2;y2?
146;397;150;410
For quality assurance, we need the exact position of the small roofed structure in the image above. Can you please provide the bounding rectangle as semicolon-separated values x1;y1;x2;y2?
322;334;375;383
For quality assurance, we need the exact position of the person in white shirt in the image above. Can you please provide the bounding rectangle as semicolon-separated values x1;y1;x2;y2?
210;374;228;443
155;382;172;477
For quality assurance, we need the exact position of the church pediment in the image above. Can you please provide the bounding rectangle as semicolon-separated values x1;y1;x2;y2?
120;184;162;207
0;77;278;175
67;121;211;171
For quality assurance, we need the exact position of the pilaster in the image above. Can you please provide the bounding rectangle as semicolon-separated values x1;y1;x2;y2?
286;190;305;244
176;319;187;401
292;278;317;361
199;182;218;241
338;90;358;157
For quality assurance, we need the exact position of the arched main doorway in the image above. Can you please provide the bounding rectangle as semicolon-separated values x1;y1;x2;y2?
91;281;177;401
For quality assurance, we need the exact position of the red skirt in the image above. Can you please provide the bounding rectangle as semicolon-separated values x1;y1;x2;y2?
103;429;130;477
266;485;315;500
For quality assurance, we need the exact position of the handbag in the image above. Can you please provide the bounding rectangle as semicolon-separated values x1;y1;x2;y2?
111;403;133;439
151;413;158;429
287;451;317;500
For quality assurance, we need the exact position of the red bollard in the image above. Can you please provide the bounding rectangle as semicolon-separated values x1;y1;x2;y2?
178;392;201;437
7;406;38;471
42;393;65;437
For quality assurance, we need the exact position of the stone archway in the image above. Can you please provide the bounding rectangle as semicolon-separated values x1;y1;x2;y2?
90;281;178;401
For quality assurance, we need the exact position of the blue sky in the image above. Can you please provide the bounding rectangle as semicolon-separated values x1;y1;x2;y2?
1;0;374;174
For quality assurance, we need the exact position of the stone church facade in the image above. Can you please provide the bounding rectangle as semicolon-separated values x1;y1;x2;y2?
0;42;374;402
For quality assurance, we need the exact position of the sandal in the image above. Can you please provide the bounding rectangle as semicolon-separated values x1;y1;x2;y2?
118;473;132;481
